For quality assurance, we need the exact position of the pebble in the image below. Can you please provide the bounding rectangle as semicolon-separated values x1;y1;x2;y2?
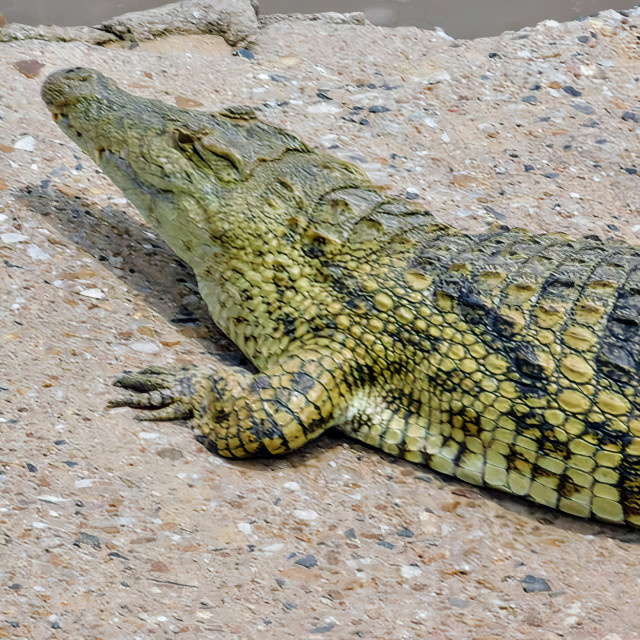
571;101;596;115
307;102;342;114
27;244;50;260
448;597;470;608
401;564;422;578
129;340;161;353
74;532;101;549
237;522;252;535
79;287;105;299
293;509;318;521
37;495;71;503
13;135;35;151
1;232;28;243
521;574;552;593
233;48;255;60
376;540;395;549
521;95;538;104
562;85;581;97
294;554;318;568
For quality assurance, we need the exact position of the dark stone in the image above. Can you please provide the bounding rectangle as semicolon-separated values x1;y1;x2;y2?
623;167;637;175
562;85;582;97
269;74;288;83
73;531;101;550
54;439;67;445
310;623;336;634
107;551;129;560
396;526;415;538
595;139;608;144
63;460;78;467
359;118;370;126
343;528;357;539
484;206;507;221
376;540;395;549
25;462;37;473
544;172;559;179
521;95;538;105
233;48;255;60
294;554;318;568
488;52;502;58
622;111;639;122
572;101;596;115
405;190;420;200
577;35;590;43
523;164;534;172
8;583;21;590
521;574;552;593
282;601;298;610
368;105;390;113
448;597;470;608
316;92;332;100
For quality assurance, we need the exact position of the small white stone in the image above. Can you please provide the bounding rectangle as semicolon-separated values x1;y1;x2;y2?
441;132;450;143
0;214;7;222
283;481;301;491
14;135;35;151
401;564;423;578
79;288;105;299
75;479;94;488
37;495;71;503
293;509;318;521
237;522;252;535
27;244;50;260
433;26;454;40
138;431;163;440
307;102;342;114
570;192;581;199
1;232;28;243
130;341;161;353
32;521;49;529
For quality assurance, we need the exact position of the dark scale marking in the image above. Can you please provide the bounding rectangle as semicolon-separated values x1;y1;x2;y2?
292;372;316;394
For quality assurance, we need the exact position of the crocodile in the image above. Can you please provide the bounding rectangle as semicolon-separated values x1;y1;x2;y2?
42;67;640;526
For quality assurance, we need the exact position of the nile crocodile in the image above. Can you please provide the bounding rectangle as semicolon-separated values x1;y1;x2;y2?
42;67;640;526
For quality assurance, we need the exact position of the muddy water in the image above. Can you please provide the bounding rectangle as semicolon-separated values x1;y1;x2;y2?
0;0;628;38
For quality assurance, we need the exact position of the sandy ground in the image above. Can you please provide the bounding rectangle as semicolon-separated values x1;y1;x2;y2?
2;2;640;638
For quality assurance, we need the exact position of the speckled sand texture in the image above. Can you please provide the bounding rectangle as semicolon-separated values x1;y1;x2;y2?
2;2;640;638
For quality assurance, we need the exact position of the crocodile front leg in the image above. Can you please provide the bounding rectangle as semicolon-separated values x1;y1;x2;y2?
108;351;351;457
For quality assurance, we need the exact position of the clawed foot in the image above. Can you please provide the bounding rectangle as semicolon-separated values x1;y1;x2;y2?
108;366;203;421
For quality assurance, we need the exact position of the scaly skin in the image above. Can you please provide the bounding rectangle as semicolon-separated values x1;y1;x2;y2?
42;67;640;526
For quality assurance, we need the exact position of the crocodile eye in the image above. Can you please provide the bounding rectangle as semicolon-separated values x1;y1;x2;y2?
175;130;197;146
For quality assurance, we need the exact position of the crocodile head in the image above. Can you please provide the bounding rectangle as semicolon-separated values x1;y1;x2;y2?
41;67;314;247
